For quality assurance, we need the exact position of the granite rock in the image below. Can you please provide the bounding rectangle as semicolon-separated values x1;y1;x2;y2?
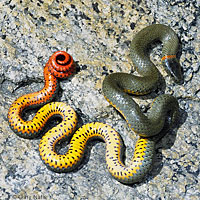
0;0;199;199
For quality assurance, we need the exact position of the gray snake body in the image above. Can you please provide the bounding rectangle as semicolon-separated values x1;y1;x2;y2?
102;24;182;183
103;24;182;137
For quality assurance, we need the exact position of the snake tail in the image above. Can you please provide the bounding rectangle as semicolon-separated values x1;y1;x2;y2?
7;51;75;138
39;120;155;184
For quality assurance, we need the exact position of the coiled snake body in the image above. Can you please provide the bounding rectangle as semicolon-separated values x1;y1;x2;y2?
8;24;182;184
102;24;182;183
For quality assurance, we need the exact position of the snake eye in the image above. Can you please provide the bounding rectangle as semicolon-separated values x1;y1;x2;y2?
162;58;183;84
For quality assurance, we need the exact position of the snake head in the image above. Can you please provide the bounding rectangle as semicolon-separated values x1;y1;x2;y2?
162;57;183;84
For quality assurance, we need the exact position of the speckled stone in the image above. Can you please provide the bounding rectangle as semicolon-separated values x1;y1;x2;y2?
0;0;199;199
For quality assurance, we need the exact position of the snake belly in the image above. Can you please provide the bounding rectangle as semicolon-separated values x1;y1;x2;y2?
7;51;75;138
7;50;153;184
39;121;155;184
102;24;182;181
7;49;157;184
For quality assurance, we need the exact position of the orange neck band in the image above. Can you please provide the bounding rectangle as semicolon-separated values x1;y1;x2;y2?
161;55;176;61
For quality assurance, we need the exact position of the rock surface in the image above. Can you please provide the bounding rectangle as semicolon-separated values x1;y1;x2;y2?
0;0;199;199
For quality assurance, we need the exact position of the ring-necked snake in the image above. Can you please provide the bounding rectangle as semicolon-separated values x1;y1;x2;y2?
8;24;182;184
